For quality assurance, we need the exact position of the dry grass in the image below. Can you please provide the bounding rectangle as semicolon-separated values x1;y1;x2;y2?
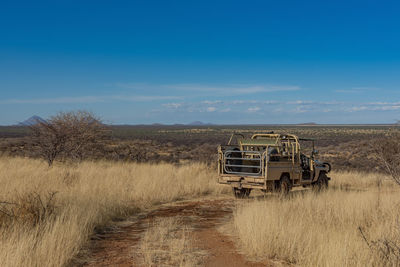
230;171;400;266
0;157;227;267
329;171;392;190
3;155;400;267
136;217;206;266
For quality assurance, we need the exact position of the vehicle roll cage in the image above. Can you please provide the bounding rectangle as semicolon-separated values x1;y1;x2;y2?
226;132;318;160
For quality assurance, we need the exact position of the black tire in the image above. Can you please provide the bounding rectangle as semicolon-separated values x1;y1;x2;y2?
244;188;252;197
232;188;251;198
226;148;242;172
278;176;292;195
313;172;329;192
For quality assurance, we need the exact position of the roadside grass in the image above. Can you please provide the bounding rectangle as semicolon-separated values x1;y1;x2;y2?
0;157;227;267
2;155;399;267
230;171;400;266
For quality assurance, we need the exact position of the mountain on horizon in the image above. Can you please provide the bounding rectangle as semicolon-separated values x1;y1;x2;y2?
188;121;214;126
297;122;318;125
19;115;46;126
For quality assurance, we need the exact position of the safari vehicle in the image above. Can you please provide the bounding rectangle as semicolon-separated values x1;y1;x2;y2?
217;132;331;198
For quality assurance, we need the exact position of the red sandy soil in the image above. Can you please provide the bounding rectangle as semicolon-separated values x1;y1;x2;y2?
81;198;272;267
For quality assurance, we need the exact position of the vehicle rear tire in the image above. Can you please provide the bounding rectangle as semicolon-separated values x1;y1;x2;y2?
232;188;251;198
313;172;329;192
278;176;292;196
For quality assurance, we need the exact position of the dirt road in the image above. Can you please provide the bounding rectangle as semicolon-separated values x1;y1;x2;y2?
81;197;271;267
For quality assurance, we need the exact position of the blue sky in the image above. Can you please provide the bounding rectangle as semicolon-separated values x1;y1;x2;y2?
1;0;400;125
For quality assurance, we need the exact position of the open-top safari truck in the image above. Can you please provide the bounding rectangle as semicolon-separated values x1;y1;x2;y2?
218;132;331;198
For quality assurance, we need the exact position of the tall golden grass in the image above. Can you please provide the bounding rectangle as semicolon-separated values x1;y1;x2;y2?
0;157;226;267
2;156;399;267
231;172;400;266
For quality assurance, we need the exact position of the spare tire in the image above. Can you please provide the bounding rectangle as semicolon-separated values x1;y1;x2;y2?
226;148;242;172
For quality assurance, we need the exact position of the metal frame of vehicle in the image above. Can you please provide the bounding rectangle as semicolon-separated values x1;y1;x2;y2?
217;132;331;194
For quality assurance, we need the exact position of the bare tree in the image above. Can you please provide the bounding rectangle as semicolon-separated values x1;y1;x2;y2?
30;111;110;166
373;130;400;185
29;119;68;166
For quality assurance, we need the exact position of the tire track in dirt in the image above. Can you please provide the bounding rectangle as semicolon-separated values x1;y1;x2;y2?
81;197;271;267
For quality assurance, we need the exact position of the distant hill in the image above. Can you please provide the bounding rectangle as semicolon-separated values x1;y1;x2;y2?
19;115;46;126
188;121;214;126
297;122;318;126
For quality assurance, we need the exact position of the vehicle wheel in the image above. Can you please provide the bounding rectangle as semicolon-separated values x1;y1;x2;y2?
232;188;251;198
244;188;252;197
313;172;329;192
226;148;242;172
278;176;292;195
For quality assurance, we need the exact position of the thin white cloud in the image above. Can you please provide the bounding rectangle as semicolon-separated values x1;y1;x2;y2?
154;97;400;117
164;84;300;95
335;87;380;93
347;101;400;112
234;85;300;94
220;108;231;112
261;100;281;104
378;105;400;111
113;82;154;89
232;100;249;104
352;87;380;90
335;89;360;93
247;106;261;113
367;101;400;106
112;95;180;101
2;96;105;104
287;100;314;105
114;82;301;94
350;106;368;111
1;95;180;104
232;100;280;105
201;100;223;105
292;106;312;113
162;103;182;109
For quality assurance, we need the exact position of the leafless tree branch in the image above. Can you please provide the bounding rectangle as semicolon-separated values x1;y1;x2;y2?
29;111;110;166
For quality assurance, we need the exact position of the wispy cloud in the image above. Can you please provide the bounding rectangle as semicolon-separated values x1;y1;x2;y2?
348;102;400;112
232;100;280;105
287;100;314;105
162;103;182;109
1;96;105;104
335;87;379;93
111;95;180;102
233;85;300;94
160;98;400;116
113;83;154;90
220;108;231;112
201;100;223;105
163;84;301;96
1;95;181;104
247;106;261;113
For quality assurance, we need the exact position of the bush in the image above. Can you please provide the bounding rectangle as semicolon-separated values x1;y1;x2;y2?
29;111;110;166
0;191;58;227
373;131;400;186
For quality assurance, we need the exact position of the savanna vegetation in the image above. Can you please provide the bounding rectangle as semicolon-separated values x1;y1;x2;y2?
229;172;400;266
2;155;400;266
1;122;399;171
0;157;226;267
1;112;400;266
